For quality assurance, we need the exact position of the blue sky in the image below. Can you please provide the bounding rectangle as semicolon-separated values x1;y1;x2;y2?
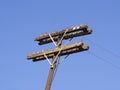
0;0;120;90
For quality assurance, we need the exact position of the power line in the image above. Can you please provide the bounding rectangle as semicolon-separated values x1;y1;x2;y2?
88;50;120;70
84;37;120;58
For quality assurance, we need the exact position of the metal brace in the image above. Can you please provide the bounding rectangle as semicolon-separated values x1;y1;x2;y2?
43;50;53;68
49;33;57;47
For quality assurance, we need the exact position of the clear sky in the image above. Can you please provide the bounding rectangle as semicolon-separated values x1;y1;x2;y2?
0;0;120;90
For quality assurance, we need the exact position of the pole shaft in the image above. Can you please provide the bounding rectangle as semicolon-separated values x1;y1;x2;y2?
45;56;57;90
45;39;61;90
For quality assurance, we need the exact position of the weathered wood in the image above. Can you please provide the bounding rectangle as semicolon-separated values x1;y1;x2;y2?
34;25;88;41
38;29;92;45
27;41;89;61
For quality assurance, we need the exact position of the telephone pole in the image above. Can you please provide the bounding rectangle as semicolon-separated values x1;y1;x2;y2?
27;24;92;90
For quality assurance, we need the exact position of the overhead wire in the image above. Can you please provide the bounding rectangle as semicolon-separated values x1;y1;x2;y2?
84;37;120;58
80;37;120;70
83;37;120;70
88;50;120;70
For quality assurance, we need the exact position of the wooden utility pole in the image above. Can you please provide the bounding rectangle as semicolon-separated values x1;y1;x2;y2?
45;39;61;90
27;24;92;90
45;55;57;90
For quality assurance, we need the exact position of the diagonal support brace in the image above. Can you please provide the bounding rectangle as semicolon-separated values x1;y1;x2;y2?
49;33;57;46
43;50;53;68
